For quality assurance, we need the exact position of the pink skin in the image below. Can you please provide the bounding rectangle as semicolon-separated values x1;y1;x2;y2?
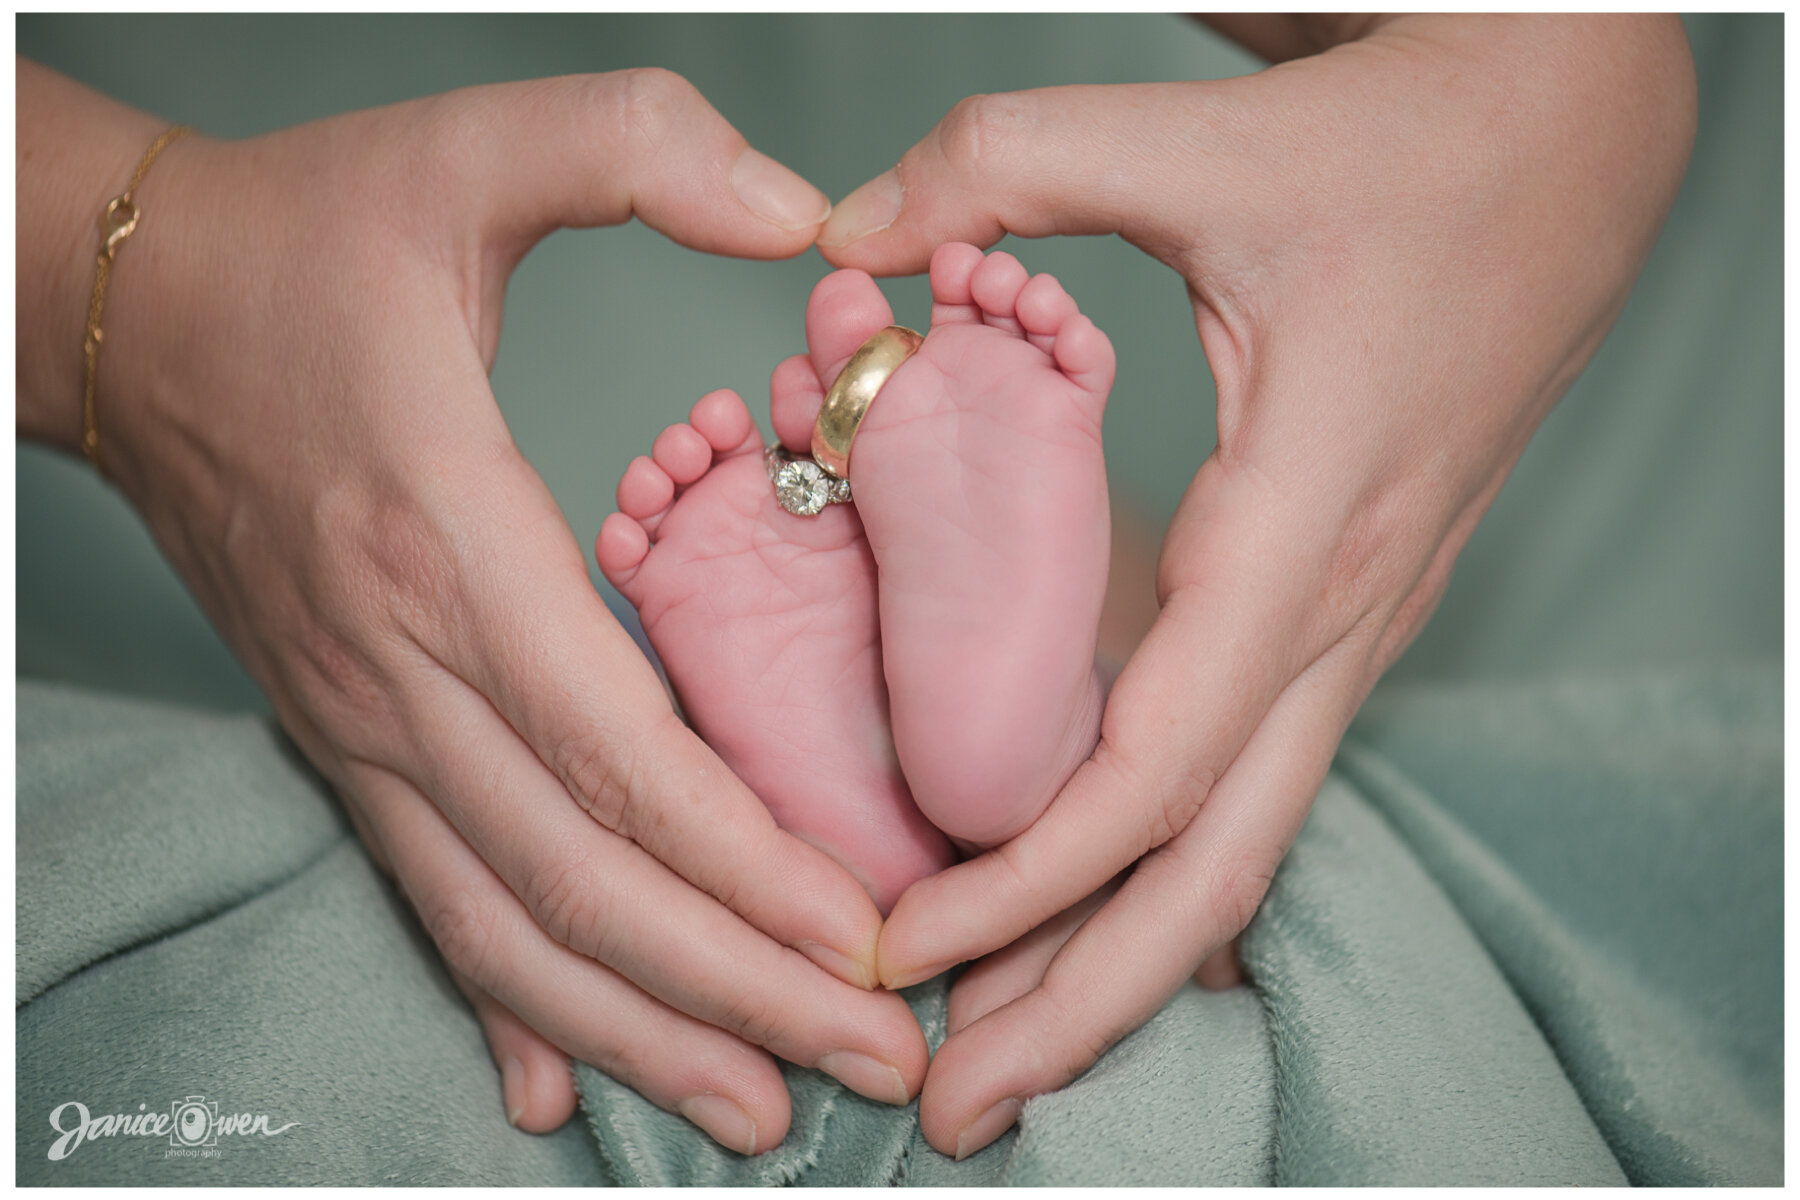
598;243;1114;908
771;245;1116;848
597;388;955;914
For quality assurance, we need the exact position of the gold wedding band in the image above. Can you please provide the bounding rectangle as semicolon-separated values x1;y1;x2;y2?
811;325;923;480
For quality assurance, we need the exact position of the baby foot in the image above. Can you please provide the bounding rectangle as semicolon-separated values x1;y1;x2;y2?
596;388;954;914
770;244;1116;847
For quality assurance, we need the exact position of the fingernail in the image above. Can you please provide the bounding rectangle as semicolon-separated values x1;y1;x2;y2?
955;1097;1023;1161
731;148;831;231
501;1055;527;1127
799;940;876;990
678;1093;759;1156
883;960;954;991
818;169;902;247
815;1050;910;1106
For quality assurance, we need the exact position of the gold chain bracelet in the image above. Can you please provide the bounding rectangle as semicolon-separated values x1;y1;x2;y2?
81;124;191;475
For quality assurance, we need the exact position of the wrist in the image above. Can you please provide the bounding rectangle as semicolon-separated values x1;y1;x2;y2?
15;60;173;452
81;130;232;507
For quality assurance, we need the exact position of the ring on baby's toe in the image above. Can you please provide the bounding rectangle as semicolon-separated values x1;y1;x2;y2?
811;325;923;482
766;443;853;517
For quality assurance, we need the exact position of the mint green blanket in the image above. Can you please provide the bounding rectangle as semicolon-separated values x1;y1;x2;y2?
16;668;1780;1185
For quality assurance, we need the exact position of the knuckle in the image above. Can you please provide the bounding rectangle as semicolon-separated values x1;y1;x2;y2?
1317;495;1407;627
556;731;636;833
935;91;1037;181
712;990;791;1050
272;495;450;725
274;607;392;736
1204;847;1278;939
344;497;461;642
703;859;747;921
1147;759;1218;850
559;710;680;841
1279;472;1444;655
421;887;502;985
521;855;614;957
607;66;697;155
989;836;1041;906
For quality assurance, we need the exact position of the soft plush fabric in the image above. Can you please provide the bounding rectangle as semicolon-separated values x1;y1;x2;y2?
16;667;1780;1185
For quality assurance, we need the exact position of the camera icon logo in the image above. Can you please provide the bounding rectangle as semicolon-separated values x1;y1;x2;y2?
169;1096;218;1148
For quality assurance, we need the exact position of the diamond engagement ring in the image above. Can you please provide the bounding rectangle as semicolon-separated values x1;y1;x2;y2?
767;443;852;516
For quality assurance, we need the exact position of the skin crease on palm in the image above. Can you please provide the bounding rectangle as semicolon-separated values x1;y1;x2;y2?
14;12;1696;1165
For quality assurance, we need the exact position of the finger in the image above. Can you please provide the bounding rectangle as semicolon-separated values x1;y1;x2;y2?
817;83;1196;272
463;69;829;256
450;967;580;1134
261;692;402;887
919;638;1368;1159
384;669;928;1106
421;442;888;990
945;877;1121;1038
877;459;1349;987
365;768;792;1154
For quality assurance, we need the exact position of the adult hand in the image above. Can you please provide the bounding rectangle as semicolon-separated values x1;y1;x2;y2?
17;61;928;1153
817;14;1696;1157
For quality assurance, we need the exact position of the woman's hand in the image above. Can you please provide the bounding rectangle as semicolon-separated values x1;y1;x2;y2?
816;15;1696;1157
17;60;929;1152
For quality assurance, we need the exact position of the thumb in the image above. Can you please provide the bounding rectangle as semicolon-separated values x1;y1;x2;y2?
816;82;1201;274
464;69;830;259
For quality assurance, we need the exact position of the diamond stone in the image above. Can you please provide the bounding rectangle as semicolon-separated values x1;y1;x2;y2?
774;459;831;516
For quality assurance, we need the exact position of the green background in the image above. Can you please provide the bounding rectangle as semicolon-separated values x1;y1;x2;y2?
15;15;1781;712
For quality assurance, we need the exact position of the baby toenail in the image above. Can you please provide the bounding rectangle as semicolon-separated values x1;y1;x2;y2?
819;170;903;247
732;148;832;231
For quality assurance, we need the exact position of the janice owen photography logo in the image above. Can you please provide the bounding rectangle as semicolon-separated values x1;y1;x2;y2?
47;1095;299;1161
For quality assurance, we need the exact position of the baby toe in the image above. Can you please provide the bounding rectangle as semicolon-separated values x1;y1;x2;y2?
770;354;826;452
1016;273;1079;352
807;268;898;385
1052;314;1117;399
618;455;676;521
595;512;652;588
970;251;1030;333
928;242;986;325
652;423;716;486
689;388;758;455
